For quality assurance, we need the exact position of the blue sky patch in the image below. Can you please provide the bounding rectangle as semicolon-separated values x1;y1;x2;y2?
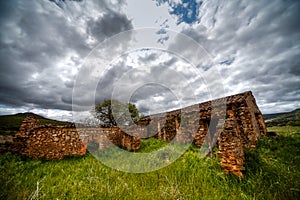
220;57;235;66
156;0;202;25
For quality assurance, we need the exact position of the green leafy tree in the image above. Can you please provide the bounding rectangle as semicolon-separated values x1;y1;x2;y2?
93;99;140;127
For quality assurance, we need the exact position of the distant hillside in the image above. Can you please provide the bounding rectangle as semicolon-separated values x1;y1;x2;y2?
263;108;300;127
0;112;72;135
1;108;298;135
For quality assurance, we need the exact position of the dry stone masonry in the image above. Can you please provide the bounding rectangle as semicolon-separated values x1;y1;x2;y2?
78;127;140;152
12;117;140;160
127;91;266;177
11;91;266;177
12;117;86;160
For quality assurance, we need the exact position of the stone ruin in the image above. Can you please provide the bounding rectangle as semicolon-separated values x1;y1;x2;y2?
12;117;86;160
10;91;266;177
132;91;266;177
11;117;140;160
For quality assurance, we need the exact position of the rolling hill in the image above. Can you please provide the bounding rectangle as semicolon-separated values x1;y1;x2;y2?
1;107;299;135
0;112;72;135
263;108;300;127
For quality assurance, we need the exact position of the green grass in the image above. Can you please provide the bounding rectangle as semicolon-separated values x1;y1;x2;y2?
1;126;299;199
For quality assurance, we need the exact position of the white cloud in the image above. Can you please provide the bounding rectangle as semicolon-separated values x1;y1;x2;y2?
0;0;299;122
0;106;73;121
0;0;133;120
175;0;300;113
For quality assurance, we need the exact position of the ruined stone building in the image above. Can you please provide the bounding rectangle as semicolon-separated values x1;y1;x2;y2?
12;91;266;177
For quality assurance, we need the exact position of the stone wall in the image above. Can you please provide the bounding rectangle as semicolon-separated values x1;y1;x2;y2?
12;117;140;160
11;91;266;177
124;91;266;177
12;117;86;160
77;127;140;151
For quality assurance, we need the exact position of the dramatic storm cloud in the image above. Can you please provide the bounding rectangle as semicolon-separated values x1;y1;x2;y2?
0;0;133;120
182;0;300;113
0;0;299;121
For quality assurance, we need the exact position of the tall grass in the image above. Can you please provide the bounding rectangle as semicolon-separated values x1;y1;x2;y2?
1;126;299;199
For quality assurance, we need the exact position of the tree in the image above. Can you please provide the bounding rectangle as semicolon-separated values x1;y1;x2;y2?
93;99;140;127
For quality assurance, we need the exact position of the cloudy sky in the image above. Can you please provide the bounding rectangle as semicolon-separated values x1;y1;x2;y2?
0;0;299;121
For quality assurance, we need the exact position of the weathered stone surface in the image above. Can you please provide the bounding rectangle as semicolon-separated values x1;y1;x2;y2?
9;91;265;177
79;127;140;151
11;117;86;160
10;117;140;160
131;91;266;177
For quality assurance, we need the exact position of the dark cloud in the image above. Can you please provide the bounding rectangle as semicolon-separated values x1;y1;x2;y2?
95;60;133;104
82;48;200;116
49;0;83;8
1;0;299;121
162;57;178;66
0;0;133;118
88;12;133;41
138;53;158;64
171;0;300;113
130;83;178;114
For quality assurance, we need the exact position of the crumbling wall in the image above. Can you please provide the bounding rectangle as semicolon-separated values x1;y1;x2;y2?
135;91;266;177
11;91;266;177
12;117;140;160
78;127;140;151
217;92;266;177
12;117;86;159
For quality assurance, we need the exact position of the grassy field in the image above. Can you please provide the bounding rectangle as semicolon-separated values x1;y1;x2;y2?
1;126;299;199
